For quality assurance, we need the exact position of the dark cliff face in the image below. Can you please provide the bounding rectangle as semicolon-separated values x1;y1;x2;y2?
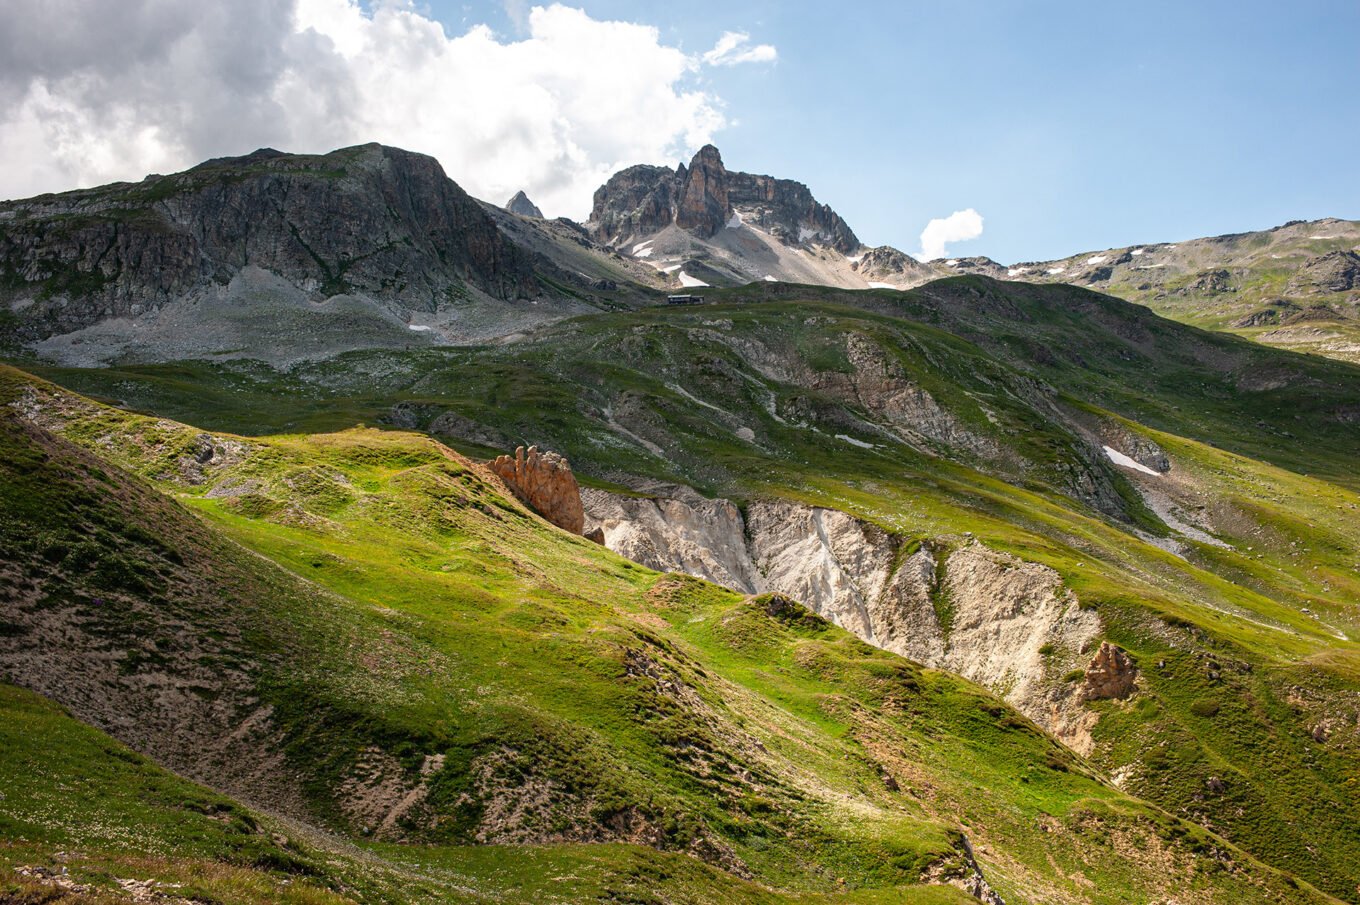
673;145;730;238
587;164;677;246
587;145;860;254
726;170;859;253
0;143;540;339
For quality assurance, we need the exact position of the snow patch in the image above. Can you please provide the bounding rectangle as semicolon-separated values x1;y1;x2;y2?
867;281;899;290
763;275;778;282
1103;445;1160;476
632;240;654;253
1130;248;1145;256
846;254;864;264
945;259;959;266
1007;268;1028;277
635;247;654;258
1085;255;1108;266
1046;267;1066;275
835;434;875;449
678;271;709;288
408;324;433;332
726;210;744;229
798;226;821;242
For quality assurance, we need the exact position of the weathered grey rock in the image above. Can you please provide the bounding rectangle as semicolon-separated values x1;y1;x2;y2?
505;190;544;219
582;486;1103;749
582;485;758;591
587;145;860;254
1287;250;1360;295
1182;268;1234;294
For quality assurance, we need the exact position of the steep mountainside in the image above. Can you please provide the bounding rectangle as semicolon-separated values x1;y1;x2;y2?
6;365;1339;904
20;274;1360;901
0;144;646;367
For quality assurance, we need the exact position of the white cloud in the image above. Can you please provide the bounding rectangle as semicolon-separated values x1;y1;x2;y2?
917;208;984;261
0;2;774;219
702;31;777;66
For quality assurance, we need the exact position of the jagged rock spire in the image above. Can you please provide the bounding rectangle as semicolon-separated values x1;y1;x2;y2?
506;190;543;218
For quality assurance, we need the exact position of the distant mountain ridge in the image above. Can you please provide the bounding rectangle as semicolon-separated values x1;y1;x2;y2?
946;217;1360;362
1;139;1356;365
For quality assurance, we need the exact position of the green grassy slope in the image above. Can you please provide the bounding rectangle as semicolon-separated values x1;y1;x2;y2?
5;682;981;905
0;367;1341;904
8;278;1360;900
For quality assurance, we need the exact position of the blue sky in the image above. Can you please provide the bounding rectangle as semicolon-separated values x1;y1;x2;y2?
3;0;1356;263
431;0;1360;262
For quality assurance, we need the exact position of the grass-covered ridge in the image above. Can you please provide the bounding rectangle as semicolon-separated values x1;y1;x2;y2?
0;365;1345;904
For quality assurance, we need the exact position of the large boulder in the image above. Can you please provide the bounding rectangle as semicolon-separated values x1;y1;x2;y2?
1287;250;1360;295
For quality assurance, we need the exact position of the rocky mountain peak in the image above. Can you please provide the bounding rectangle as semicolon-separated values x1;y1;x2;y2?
0;143;542;347
505;190;543;218
674;144;731;238
586;146;859;254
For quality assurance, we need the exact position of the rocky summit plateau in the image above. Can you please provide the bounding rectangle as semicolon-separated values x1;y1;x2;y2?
2;140;1360;905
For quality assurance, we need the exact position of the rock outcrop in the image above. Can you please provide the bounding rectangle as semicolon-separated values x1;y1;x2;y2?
1083;641;1138;700
581;486;758;591
674;145;730;238
581;488;1103;746
490;446;585;534
853;245;935;285
587;145;860;253
1183;268;1235;294
505;190;544;218
1287;250;1360;295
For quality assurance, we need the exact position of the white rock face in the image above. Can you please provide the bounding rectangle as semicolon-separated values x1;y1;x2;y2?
745;501;896;645
581;487;759;592
936;545;1101;747
582;487;1103;749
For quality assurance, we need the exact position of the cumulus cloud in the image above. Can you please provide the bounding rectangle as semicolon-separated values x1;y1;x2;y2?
0;1;775;218
702;31;777;66
917;208;984;261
